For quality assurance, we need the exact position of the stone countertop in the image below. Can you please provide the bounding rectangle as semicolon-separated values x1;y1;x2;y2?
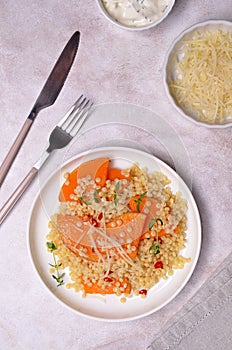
0;1;232;349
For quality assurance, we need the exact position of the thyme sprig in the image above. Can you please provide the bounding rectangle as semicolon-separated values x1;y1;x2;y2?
148;217;163;230
149;242;160;255
46;241;65;287
148;217;164;256
113;181;121;206
79;192;91;206
94;189;100;203
134;191;147;212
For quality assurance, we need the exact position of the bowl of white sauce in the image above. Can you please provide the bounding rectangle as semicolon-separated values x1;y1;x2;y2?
97;0;175;31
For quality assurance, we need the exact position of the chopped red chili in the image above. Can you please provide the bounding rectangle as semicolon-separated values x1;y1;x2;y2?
154;261;163;269
104;277;113;283
89;217;97;226
139;289;147;295
98;212;103;221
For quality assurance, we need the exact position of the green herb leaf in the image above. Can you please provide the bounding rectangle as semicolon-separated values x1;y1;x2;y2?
115;181;120;192
149;242;160;255
80;192;91;206
148;219;156;231
148;217;164;231
52;273;65;286
49;262;62;268
113;182;121;206
136;200;141;213
114;181;120;206
156;218;163;225
79;192;85;204
134;191;147;212
46;241;57;252
139;191;147;199
57;281;64;287
94;189;100;203
57;273;65;286
114;193;118;206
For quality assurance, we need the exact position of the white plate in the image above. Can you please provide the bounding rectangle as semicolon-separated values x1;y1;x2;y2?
27;147;201;322
163;20;232;128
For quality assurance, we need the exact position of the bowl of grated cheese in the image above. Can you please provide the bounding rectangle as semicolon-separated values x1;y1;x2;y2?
163;20;232;128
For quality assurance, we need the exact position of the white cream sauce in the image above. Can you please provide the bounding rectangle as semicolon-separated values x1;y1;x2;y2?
102;0;170;27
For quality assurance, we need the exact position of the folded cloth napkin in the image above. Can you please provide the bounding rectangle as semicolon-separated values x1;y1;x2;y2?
148;252;232;350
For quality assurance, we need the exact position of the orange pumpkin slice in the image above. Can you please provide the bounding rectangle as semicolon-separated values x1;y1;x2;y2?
83;276;131;295
128;196;161;235
108;168;130;181
129;196;181;238
57;212;146;261
59;158;110;202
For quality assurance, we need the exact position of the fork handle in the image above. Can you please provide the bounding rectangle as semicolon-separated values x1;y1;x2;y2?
0;118;33;187
0;167;38;225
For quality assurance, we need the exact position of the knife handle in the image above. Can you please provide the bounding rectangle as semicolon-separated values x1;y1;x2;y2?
0;167;38;225
0;118;33;186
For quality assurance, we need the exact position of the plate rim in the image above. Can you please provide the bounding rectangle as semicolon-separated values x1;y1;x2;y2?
27;146;202;322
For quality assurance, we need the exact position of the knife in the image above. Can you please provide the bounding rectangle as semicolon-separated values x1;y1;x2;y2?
0;31;80;187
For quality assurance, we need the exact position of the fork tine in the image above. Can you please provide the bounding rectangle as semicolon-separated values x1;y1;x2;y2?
57;95;84;128
63;97;88;132
69;101;93;136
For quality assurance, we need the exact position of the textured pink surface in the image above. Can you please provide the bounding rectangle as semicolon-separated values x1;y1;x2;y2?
0;1;232;349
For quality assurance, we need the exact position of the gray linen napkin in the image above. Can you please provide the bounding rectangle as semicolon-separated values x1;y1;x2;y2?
149;252;232;350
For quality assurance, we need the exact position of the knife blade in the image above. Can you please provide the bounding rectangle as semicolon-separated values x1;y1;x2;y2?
0;31;80;187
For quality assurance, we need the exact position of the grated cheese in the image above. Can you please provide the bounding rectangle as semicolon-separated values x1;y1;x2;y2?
168;29;232;124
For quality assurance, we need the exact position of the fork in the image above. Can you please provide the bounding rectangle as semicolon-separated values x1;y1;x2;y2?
0;95;93;225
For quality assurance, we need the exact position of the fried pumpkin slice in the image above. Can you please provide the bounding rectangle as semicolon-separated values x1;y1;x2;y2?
57;212;146;261
83;276;131;295
59;158;110;202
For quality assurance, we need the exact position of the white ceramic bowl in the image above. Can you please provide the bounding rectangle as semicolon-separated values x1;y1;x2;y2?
163;20;232;128
96;0;176;31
